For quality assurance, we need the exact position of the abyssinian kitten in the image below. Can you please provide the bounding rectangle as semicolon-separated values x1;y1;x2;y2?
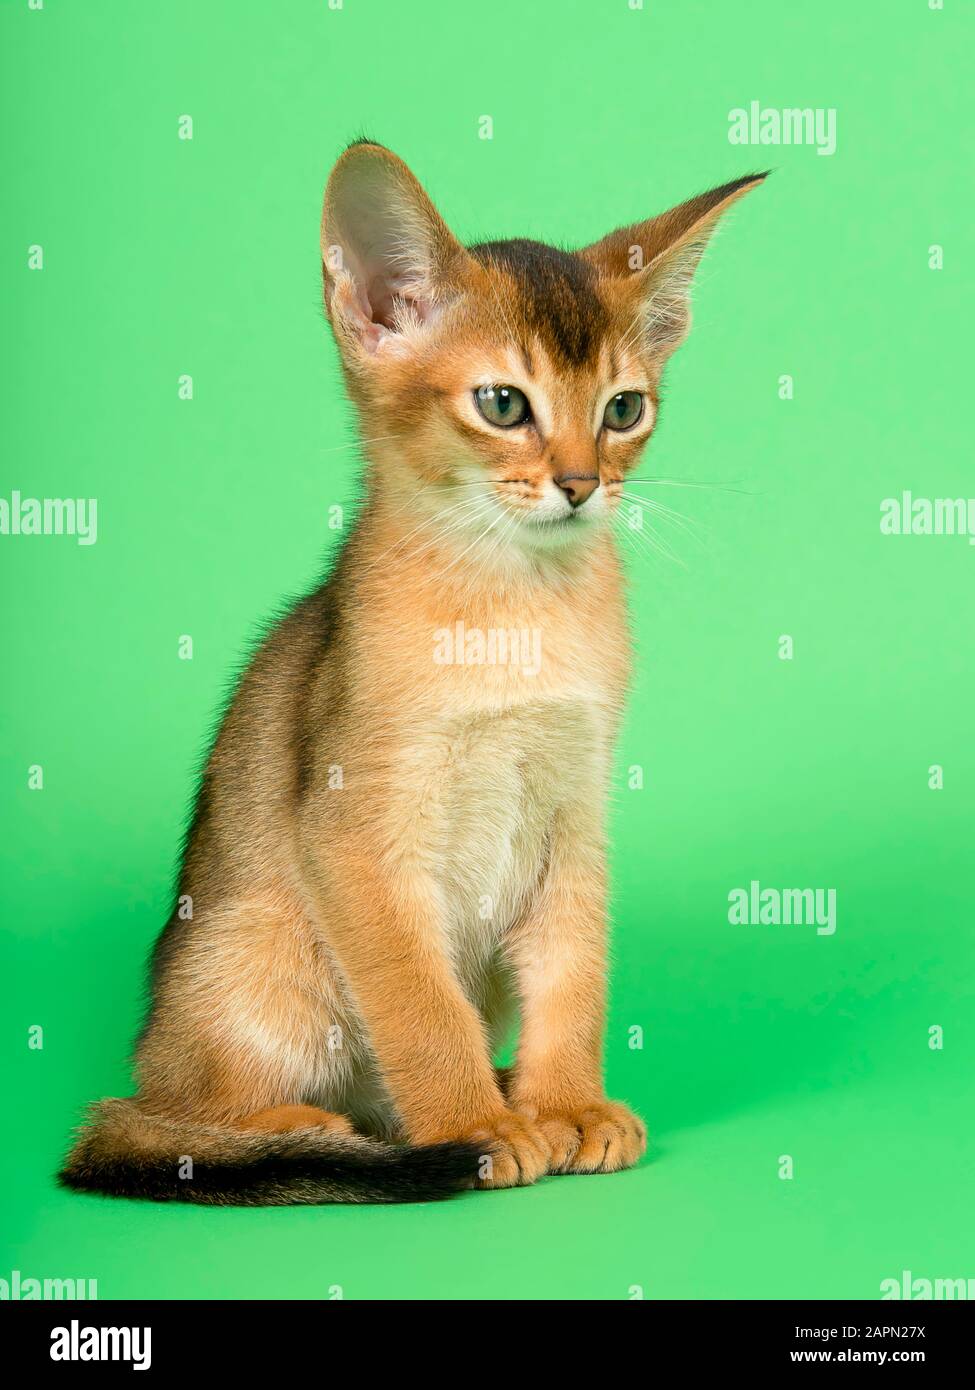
61;142;764;1204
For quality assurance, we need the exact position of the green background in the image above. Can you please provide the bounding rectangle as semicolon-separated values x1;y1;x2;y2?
2;0;972;1301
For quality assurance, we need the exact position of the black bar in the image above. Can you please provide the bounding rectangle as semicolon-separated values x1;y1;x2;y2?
4;1298;973;1372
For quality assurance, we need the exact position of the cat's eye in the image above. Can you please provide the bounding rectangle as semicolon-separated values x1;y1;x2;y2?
603;391;644;431
474;384;531;429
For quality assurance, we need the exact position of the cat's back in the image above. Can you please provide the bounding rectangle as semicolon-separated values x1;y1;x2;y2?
179;560;354;891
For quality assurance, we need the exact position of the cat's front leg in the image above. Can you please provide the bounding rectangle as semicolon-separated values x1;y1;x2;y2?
300;841;550;1188
506;813;647;1176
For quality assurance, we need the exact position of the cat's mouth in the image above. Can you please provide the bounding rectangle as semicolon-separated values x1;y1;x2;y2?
517;502;602;549
526;503;597;528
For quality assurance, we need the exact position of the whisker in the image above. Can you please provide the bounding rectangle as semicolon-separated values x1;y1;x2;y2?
620;491;706;544
465;506;522;594
425;505;510;586
318;433;404;457
626;476;753;495
611;509;687;570
355;495;495;580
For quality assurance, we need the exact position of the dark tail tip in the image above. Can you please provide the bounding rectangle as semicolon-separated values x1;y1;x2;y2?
58;1129;484;1206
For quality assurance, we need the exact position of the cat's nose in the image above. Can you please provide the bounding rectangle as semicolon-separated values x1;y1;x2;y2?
554;474;599;508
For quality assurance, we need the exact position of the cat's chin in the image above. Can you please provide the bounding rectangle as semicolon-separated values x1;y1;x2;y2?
515;509;602;553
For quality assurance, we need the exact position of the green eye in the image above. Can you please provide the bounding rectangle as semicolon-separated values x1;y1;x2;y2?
474;384;531;428
603;391;644;431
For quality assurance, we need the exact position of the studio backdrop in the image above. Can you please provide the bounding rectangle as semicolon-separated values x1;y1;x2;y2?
2;0;972;1301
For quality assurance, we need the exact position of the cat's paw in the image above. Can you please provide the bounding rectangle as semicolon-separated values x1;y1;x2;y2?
464;1111;552;1189
528;1100;647;1175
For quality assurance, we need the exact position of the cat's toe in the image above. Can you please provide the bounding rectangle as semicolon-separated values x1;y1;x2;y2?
465;1111;552;1189
533;1100;647;1175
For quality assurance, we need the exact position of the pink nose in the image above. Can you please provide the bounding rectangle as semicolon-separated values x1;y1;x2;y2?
555;474;599;507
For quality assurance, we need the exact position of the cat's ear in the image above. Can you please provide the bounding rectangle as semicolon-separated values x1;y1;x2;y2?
321;142;474;363
580;173;767;357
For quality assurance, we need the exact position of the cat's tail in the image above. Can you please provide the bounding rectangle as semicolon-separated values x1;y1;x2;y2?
58;1098;482;1205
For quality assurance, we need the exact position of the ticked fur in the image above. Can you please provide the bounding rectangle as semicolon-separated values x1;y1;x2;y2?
61;143;764;1203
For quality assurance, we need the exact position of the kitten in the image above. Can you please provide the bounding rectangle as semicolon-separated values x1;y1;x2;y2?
61;143;764;1204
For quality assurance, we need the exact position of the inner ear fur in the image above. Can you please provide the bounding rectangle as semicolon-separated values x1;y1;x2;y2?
320;142;475;356
580;172;767;353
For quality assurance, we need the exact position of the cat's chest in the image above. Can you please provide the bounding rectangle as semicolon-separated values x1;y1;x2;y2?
365;562;629;719
434;698;607;934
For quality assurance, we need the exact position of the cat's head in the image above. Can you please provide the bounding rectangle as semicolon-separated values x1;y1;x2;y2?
321;142;764;556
